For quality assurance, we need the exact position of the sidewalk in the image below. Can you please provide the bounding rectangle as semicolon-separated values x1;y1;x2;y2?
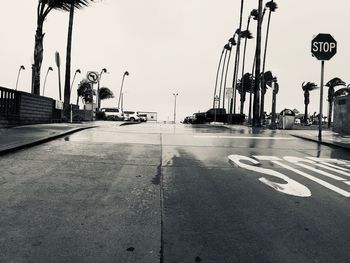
0;122;96;155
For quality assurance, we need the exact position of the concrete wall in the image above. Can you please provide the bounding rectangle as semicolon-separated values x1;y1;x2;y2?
333;94;350;134
19;92;54;124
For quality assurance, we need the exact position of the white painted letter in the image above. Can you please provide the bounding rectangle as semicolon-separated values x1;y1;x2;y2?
228;155;311;197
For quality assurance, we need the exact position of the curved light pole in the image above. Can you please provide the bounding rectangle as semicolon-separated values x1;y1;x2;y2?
15;65;25;90
97;68;107;110
42;66;53;96
173;93;178;124
70;69;81;96
118;71;129;109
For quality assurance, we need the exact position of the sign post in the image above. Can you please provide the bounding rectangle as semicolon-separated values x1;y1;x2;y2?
311;33;337;141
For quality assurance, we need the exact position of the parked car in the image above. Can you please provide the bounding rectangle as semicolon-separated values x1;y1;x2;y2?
123;111;140;122
100;108;124;121
138;113;147;122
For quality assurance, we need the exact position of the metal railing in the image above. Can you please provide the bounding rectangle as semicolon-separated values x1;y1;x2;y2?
0;87;20;116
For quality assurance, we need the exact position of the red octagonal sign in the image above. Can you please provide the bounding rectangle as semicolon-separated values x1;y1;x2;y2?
311;33;337;61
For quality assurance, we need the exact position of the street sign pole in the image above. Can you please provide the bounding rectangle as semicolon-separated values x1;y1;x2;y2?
318;60;324;141
311;33;337;142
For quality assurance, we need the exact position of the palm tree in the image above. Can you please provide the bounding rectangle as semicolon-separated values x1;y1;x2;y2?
237;73;254;113
32;0;80;95
98;87;114;103
63;0;92;119
325;77;346;128
302;82;318;125
260;0;278;123
77;78;94;105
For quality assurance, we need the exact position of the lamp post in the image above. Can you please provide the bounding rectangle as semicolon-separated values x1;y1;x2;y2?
15;65;25;91
97;68;107;110
70;69;81;103
173;93;178;124
118;71;129;109
42;66;53;96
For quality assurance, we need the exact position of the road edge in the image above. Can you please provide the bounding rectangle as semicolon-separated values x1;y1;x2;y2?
291;134;350;151
0;126;96;156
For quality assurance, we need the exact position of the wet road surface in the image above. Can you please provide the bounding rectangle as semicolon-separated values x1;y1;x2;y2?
1;122;350;262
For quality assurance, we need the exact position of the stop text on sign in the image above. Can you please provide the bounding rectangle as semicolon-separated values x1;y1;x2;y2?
312;41;336;53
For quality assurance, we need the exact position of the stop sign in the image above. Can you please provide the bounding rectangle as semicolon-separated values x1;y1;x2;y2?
311;33;337;61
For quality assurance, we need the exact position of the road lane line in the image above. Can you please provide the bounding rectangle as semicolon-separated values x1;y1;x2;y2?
273;161;350;197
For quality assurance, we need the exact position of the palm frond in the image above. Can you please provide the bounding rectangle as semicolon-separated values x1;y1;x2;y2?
325;77;346;88
99;87;114;100
302;81;318;91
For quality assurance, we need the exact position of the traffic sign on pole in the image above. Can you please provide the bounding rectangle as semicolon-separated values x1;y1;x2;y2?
311;33;337;142
87;71;99;83
311;33;337;61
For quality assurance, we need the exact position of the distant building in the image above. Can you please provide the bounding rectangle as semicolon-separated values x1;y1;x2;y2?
138;111;157;122
333;94;350;134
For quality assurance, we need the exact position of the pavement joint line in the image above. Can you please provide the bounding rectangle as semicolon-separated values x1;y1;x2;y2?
0;126;96;156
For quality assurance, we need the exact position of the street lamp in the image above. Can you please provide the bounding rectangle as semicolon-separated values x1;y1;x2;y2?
70;69;81;102
118;71;129;109
42;66;53;96
15;65;25;91
97;68;107;110
173;93;178;124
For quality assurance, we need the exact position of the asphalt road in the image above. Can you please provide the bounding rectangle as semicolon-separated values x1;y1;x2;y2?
1;122;350;263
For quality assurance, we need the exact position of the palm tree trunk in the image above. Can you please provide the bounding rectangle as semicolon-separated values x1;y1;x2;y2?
63;3;75;120
260;9;272;123
253;0;263;127
76;94;79;106
32;18;44;95
213;49;225;108
304;103;308;125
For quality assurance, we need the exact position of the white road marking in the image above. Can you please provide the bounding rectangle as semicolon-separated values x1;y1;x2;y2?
228;155;311;197
229;155;350;198
194;135;295;140
284;156;347;181
274;160;350;197
313;163;350;178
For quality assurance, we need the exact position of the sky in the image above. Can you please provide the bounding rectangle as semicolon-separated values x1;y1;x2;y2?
1;0;350;122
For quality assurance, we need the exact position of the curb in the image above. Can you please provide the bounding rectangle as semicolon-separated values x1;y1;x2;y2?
0;126;96;156
291;134;350;151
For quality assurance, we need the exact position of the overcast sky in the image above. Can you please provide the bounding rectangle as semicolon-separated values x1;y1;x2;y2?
1;0;349;121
